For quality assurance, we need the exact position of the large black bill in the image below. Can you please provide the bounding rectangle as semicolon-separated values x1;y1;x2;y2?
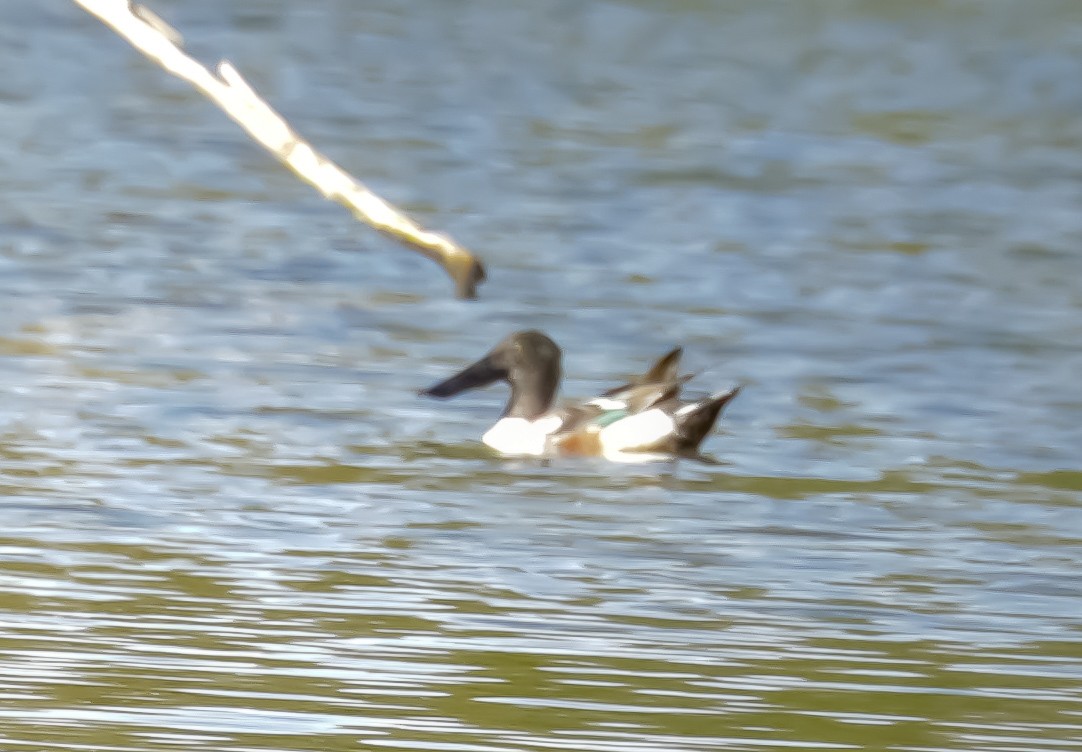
420;355;507;399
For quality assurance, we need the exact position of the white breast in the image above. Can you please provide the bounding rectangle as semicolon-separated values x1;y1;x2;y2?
482;415;563;456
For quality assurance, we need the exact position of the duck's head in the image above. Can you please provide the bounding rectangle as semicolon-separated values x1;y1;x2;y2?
420;330;562;419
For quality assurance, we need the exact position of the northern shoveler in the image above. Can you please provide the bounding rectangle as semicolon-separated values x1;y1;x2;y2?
420;330;740;459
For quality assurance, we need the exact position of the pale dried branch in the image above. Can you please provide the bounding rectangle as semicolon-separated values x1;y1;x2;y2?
72;0;486;298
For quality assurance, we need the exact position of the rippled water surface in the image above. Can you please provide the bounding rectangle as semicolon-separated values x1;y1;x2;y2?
2;1;1082;750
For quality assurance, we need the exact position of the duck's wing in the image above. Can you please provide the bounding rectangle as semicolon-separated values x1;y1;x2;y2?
639;346;683;384
547;379;682;455
548;403;604;436
598;346;683;400
543;403;606;456
590;374;691;413
594;385;742;455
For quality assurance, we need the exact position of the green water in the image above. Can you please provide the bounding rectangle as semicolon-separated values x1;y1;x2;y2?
1;1;1081;750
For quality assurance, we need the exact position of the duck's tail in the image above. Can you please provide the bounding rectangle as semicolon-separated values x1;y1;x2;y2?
672;386;741;452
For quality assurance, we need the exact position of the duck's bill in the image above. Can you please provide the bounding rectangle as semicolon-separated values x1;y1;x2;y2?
420;355;506;398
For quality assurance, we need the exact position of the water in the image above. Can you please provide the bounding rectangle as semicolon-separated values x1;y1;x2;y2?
2;1;1081;750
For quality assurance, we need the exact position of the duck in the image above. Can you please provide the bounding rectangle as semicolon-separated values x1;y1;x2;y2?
419;330;740;459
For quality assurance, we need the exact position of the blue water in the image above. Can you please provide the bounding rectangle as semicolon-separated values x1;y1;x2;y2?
1;2;1081;750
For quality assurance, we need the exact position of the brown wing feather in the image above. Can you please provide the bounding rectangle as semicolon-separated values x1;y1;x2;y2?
599;347;684;399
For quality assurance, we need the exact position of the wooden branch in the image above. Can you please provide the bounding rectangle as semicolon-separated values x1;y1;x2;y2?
72;0;486;298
